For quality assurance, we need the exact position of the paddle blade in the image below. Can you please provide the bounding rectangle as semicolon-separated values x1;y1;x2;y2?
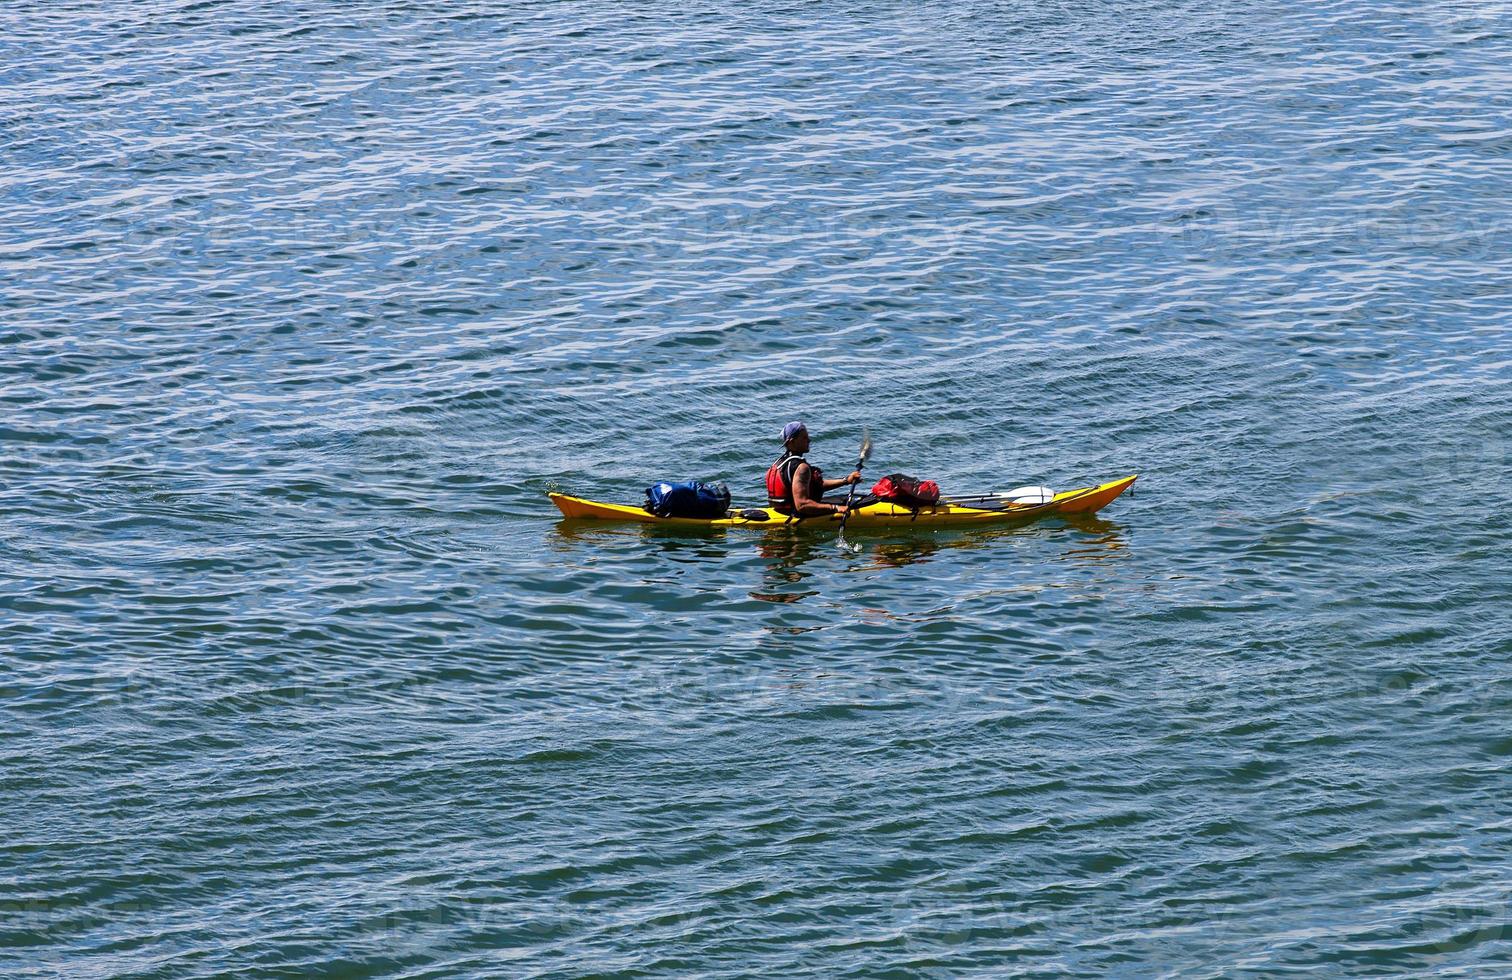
858;429;872;465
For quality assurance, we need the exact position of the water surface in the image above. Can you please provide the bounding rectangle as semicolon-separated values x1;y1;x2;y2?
2;0;1510;975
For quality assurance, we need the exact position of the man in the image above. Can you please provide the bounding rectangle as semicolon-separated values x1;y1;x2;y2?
765;421;862;517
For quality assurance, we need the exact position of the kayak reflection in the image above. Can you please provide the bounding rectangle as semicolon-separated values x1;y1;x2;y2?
749;515;1128;602
550;518;732;560
550;516;1128;601
751;533;829;600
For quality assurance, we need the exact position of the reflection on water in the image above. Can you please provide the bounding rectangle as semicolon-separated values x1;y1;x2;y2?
1048;516;1130;565
551;518;730;551
753;516;1131;599
867;537;943;569
549;516;1130;607
750;533;831;604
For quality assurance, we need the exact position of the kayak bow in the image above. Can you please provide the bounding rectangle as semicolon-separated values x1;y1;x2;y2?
550;475;1136;528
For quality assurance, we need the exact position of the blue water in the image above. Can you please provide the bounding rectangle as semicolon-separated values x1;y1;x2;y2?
3;1;1510;975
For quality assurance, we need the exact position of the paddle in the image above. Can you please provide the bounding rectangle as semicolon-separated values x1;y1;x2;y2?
940;486;1057;511
835;429;873;554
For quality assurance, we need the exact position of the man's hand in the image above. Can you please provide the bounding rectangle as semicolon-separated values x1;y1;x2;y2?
846;471;862;485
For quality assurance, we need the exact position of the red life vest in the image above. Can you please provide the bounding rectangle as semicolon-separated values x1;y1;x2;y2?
765;453;824;514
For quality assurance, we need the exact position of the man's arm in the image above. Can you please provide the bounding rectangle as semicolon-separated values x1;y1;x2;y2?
791;462;847;517
820;470;862;493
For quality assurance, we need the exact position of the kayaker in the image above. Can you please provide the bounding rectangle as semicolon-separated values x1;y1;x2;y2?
766;421;862;517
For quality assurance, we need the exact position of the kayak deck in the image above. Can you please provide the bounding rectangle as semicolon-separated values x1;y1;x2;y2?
550;475;1136;528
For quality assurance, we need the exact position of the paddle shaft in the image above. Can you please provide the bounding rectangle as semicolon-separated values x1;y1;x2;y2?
940;494;1024;508
940;490;1056;510
834;450;868;534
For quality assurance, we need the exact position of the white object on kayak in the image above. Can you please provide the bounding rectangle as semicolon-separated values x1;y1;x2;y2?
1000;486;1056;506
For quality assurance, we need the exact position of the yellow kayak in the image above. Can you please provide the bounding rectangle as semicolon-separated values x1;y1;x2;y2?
550;475;1136;529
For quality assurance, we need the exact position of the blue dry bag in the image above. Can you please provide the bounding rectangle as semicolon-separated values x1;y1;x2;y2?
644;480;731;519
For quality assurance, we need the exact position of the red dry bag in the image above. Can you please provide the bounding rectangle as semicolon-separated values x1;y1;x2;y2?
871;473;941;508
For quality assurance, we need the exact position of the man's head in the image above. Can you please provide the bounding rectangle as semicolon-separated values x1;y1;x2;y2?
782;420;809;453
